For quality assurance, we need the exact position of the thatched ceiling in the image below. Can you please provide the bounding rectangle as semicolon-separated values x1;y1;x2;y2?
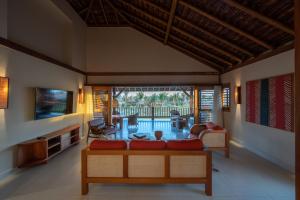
66;0;294;73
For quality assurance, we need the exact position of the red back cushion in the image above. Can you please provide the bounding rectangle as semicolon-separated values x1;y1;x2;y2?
166;139;203;150
206;122;216;129
90;140;127;150
212;125;224;130
129;140;166;150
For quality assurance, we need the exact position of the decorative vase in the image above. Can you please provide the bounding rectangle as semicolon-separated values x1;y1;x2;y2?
155;131;163;140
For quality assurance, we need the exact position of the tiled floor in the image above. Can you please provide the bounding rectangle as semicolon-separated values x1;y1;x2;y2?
0;142;294;200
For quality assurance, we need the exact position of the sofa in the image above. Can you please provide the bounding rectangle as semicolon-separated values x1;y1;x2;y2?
190;123;230;158
81;139;212;196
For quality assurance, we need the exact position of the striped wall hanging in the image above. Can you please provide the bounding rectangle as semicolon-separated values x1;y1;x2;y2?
246;73;294;132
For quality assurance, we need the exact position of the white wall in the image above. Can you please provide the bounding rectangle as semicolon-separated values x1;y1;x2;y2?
0;0;86;178
7;0;86;71
221;50;295;172
87;27;219;84
0;0;7;38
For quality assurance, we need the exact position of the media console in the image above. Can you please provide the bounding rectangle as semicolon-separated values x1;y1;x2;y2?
17;124;80;168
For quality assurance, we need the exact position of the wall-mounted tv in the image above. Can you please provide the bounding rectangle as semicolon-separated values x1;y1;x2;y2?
35;88;73;120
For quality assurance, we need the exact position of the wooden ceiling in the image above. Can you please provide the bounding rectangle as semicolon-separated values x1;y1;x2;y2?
66;0;294;73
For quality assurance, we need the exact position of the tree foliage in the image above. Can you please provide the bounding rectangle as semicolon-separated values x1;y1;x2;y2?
118;92;190;107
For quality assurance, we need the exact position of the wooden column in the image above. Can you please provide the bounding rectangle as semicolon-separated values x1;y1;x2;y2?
108;87;112;124
295;0;300;199
194;86;199;124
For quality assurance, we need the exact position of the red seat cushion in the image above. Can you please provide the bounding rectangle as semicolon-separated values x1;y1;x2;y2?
129;140;166;150
90;140;127;150
166;139;203;150
206;122;216;129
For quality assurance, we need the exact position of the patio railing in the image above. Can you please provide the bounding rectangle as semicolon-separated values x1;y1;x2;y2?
115;106;191;118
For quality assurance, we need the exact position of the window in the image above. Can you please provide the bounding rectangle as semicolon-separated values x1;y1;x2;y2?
199;89;214;123
222;84;231;111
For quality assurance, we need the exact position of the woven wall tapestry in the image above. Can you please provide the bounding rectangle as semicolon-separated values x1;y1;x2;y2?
246;73;294;132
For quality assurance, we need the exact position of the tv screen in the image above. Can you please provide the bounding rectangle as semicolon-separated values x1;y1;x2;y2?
35;88;73;120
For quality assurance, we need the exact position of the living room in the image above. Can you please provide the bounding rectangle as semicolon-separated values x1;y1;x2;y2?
0;0;298;199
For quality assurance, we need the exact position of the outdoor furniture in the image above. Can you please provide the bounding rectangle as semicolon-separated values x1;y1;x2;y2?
170;110;180;127
112;114;124;129
87;118;117;142
128;113;138;128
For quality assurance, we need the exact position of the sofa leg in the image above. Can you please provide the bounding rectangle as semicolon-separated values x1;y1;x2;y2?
205;183;212;196
82;182;89;195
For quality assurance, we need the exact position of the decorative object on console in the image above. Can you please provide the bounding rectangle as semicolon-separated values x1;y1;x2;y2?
154;130;163;140
0;77;9;109
246;73;294;132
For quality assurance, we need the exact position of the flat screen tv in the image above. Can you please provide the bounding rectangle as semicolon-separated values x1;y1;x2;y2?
35;88;73;120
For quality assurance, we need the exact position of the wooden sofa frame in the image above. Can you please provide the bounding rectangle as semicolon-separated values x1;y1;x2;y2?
81;148;212;196
200;130;230;158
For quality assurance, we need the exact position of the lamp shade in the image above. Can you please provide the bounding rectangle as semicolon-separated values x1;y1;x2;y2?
236;86;241;104
78;88;84;104
0;77;9;109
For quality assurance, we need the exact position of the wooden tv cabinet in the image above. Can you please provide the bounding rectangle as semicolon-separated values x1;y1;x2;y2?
17;124;80;168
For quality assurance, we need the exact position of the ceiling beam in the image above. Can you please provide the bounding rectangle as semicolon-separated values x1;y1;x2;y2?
122;10;232;68
144;0;253;57
224;41;294;73
122;11;164;33
99;0;108;24
117;0;241;64
168;42;224;72
87;72;219;76
85;0;95;22
170;35;233;67
164;0;178;44
179;1;273;50
223;0;294;36
79;7;88;15
118;0;167;26
172;27;242;63
175;16;253;57
144;0;170;14
104;0;223;72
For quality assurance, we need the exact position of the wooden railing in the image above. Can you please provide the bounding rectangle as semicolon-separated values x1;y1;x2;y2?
115;106;191;118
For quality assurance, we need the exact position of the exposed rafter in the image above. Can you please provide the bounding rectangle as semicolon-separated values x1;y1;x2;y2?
119;8;224;71
172;27;242;63
118;1;242;63
121;7;232;69
223;0;294;36
118;0;167;26
99;0;108;24
170;35;233;67
85;0;95;22
179;1;273;50
175;16;253;57
114;7;233;68
143;1;253;57
164;0;178;44
169;42;224;72
108;1;223;72
79;7;88;14
67;0;294;72
144;0;169;14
